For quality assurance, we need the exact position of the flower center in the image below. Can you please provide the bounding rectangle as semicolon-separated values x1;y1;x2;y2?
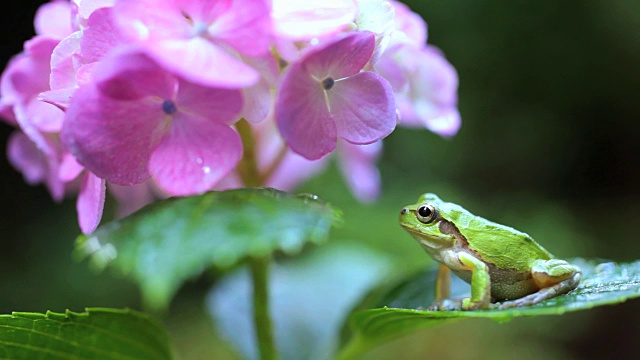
193;22;209;37
162;99;178;115
321;77;335;90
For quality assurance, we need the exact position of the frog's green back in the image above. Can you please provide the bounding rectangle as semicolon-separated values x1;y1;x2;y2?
420;194;553;271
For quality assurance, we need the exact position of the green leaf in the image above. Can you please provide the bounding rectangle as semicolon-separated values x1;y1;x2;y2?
0;308;172;360
75;188;340;310
208;243;390;360
339;259;640;359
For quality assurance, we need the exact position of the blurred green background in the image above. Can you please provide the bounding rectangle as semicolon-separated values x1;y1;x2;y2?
1;0;639;359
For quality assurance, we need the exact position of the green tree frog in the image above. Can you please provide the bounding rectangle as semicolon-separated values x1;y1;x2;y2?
400;193;581;310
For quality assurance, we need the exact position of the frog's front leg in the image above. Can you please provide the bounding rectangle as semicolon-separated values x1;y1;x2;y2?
496;259;581;309
458;252;492;310
428;252;491;311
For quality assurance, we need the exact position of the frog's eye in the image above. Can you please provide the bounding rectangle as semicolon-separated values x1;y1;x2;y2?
416;204;438;224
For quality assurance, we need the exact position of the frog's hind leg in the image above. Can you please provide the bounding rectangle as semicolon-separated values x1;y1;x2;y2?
495;260;581;310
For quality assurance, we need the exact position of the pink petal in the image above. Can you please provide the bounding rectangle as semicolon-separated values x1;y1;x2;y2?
34;0;73;38
93;48;177;100
208;0;271;57
175;79;243;125
108;181;158;218
113;0;261;88
240;54;279;124
24;35;60;58
408;45;461;137
62;83;166;185
76;63;97;86
374;44;407;89
149;113;242;195
114;0;187;41
251;119;329;190
276;61;337;160
390;0;428;46
4;37;57;105
213;172;243;190
243;52;280;88
75;0;115;22
77;171;106;234
413;46;458;108
272;0;356;40
354;0;395;65
14;102;59;158
39;88;75;110
329;71;396;144
0;104;17;126
178;0;232;22
7;130;64;201
25;97;65;132
304;31;375;80
241;78;272;124
337;140;382;202
419;109;461;138
50;31;82;91
7;131;47;185
145;37;259;88
59;151;84;182
80;7;125;63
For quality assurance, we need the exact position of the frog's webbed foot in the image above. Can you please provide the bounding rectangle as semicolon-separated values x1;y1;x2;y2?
428;297;492;311
428;298;464;311
494;271;581;310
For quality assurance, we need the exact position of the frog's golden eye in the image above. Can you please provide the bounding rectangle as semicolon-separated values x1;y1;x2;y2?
416;204;438;224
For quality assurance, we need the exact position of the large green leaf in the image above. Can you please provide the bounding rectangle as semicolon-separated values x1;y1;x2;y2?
75;188;340;310
339;259;640;359
0;308;172;360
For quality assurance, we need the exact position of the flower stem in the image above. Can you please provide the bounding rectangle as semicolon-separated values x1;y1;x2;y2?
250;256;279;360
236;119;262;187
237;118;280;359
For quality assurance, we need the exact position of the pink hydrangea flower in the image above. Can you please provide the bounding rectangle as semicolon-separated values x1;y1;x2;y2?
112;0;271;88
336;139;382;202
1;0;464;234
62;49;244;195
376;44;460;137
374;2;460;137
276;31;396;160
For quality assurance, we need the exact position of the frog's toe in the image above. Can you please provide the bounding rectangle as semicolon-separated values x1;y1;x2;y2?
428;299;463;311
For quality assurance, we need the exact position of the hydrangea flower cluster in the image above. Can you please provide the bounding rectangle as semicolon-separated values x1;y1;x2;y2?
1;0;460;233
